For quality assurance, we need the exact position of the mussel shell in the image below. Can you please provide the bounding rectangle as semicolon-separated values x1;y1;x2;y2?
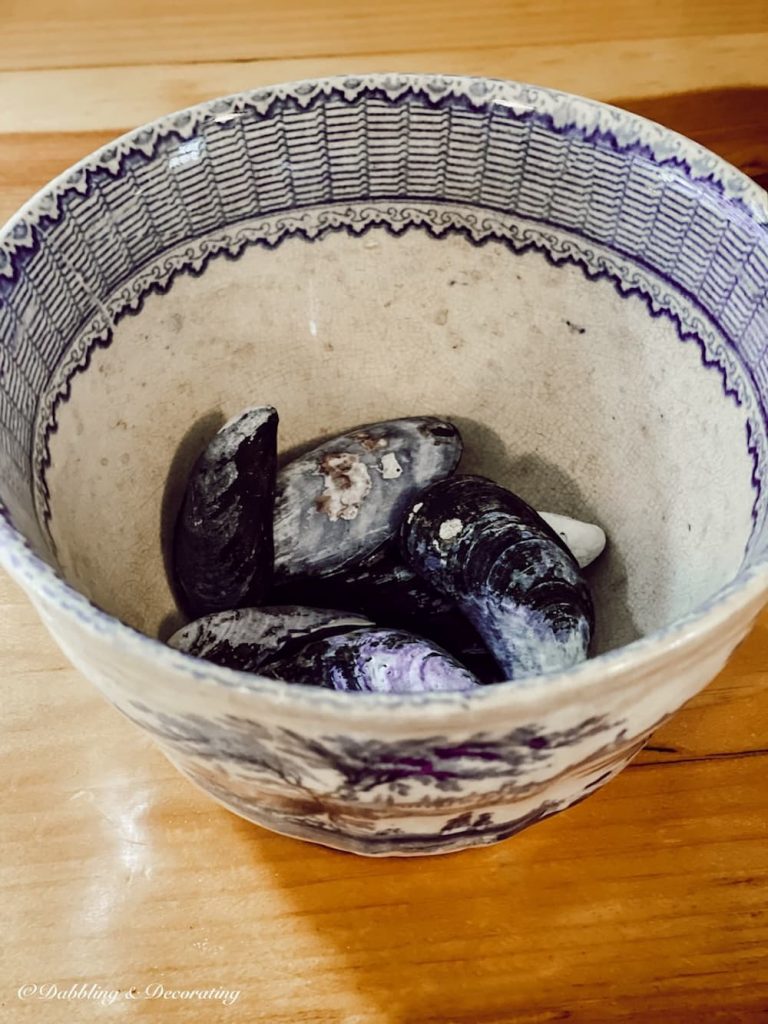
168;605;373;673
271;542;502;683
400;475;594;680
274;417;462;580
261;627;479;693
174;406;278;618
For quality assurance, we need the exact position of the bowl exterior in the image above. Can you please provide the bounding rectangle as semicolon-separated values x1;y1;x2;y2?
29;580;765;855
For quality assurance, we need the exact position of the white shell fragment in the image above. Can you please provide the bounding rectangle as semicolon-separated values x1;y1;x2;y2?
379;452;403;479
537;511;606;569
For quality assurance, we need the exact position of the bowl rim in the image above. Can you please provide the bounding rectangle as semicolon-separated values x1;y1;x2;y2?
2;70;768;717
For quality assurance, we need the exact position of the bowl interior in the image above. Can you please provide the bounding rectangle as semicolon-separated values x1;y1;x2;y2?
1;76;767;663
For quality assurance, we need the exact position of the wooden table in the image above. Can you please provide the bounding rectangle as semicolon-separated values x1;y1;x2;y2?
2;3;767;1021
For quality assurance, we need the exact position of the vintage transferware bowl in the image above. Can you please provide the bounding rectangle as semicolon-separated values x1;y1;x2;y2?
1;74;767;855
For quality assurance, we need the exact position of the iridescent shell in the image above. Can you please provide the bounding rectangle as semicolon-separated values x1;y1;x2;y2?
272;542;501;682
261;627;480;693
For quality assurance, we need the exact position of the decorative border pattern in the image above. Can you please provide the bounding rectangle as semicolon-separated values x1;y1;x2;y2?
32;200;768;555
0;76;766;554
124;699;635;853
1;77;765;276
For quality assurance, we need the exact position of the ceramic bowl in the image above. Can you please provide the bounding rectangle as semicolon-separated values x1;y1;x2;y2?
1;74;768;856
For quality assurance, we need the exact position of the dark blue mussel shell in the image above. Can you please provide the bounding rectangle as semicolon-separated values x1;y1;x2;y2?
273;417;462;580
400;475;594;680
260;627;480;693
174;406;278;618
271;541;503;683
168;605;373;673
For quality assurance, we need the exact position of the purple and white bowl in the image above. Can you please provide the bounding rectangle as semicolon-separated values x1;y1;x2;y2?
1;74;767;855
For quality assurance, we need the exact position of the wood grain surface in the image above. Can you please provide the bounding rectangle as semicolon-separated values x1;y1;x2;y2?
1;3;767;1021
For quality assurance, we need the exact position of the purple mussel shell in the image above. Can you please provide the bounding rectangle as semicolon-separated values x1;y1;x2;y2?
400;475;594;680
174;406;278;617
272;541;502;682
168;605;373;673
274;417;462;580
261;627;480;693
